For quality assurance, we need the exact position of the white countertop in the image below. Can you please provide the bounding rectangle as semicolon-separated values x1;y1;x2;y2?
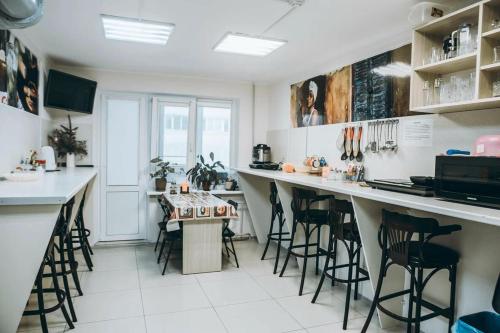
0;167;97;205
237;167;500;227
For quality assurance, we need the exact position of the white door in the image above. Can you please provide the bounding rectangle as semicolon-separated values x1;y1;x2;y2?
100;94;147;241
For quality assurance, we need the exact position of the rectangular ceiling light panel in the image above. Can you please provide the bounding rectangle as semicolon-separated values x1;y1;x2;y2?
101;15;174;45
214;33;286;56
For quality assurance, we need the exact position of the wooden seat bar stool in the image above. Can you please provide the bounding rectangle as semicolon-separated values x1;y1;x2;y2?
312;197;369;330
261;182;290;274
280;187;330;296
361;209;462;333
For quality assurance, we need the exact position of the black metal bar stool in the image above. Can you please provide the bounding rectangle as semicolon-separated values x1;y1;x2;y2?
70;185;93;271
160;228;182;275
155;196;170;264
48;198;83;322
222;200;240;268
23;207;75;332
312;198;369;329
261;182;290;274
361;209;461;333
279;187;330;296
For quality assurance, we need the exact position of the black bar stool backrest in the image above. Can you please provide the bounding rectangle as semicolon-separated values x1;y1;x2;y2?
57;197;76;236
270;182;283;214
381;209;439;266
270;182;278;205
328;198;355;241
75;185;88;223
157;196;170;221
223;200;238;228
494;273;500;313
291;187;317;219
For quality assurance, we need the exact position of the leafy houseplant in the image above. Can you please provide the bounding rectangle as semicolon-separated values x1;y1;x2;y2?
186;152;224;191
47;115;87;167
150;157;175;191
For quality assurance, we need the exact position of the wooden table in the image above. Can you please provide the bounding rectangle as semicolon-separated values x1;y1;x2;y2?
163;192;238;274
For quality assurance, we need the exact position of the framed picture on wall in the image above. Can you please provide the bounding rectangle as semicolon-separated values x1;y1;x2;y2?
0;30;39;115
290;44;415;127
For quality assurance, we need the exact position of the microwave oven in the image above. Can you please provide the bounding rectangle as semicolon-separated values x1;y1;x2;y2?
435;156;500;208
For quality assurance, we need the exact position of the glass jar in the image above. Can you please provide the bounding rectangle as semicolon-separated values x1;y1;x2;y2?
423;80;433;106
434;77;443;104
493;80;500;97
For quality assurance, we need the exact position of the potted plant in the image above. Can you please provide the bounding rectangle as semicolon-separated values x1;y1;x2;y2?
186;152;224;191
150;157;175;191
47;115;87;167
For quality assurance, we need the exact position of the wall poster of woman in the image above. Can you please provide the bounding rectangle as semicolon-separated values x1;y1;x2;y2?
0;30;39;115
290;75;326;127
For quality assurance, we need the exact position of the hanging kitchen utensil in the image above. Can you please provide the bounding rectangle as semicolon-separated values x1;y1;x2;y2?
337;127;345;150
341;127;349;160
352;126;359;160
371;122;378;153
345;127;353;160
376;121;383;153
356;126;364;162
365;122;371;153
392;120;399;152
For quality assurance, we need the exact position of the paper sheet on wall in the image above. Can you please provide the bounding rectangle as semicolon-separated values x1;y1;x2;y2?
402;119;433;147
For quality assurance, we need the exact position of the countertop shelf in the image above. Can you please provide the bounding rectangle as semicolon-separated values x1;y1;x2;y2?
237;167;500;227
0;168;97;205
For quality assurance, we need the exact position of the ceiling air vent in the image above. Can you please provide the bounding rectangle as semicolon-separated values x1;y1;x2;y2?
0;0;44;29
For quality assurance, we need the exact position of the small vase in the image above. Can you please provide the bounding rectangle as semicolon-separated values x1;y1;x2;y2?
155;178;167;191
66;153;76;168
202;181;211;191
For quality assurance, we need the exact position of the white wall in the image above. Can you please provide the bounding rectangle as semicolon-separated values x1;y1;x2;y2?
51;66;255;168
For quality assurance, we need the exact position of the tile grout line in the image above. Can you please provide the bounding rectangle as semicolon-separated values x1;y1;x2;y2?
134;246;148;333
244;253;306;331
196;270;230;333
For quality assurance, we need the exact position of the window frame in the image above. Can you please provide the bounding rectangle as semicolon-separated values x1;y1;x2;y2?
151;95;238;171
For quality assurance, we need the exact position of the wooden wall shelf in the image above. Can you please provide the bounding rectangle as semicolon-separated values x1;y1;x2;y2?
410;0;500;113
414;53;477;74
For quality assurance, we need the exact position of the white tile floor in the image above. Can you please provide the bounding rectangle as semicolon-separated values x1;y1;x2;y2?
17;239;405;333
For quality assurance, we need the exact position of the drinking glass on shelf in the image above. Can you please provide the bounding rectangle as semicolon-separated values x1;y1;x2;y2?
494;46;500;63
423;81;433;106
430;46;442;63
449;75;459;102
434;77;442;104
493;81;500;97
491;19;500;30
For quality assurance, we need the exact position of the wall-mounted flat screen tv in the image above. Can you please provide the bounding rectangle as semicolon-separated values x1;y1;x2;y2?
44;70;97;114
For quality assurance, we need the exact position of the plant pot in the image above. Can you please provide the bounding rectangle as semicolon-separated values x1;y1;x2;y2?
201;181;211;191
66;153;75;168
155;178;167;191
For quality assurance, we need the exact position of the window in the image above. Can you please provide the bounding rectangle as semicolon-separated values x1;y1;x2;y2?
197;100;232;168
153;97;235;171
157;102;190;166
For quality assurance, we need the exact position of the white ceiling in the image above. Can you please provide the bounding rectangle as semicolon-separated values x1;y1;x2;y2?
23;0;422;83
